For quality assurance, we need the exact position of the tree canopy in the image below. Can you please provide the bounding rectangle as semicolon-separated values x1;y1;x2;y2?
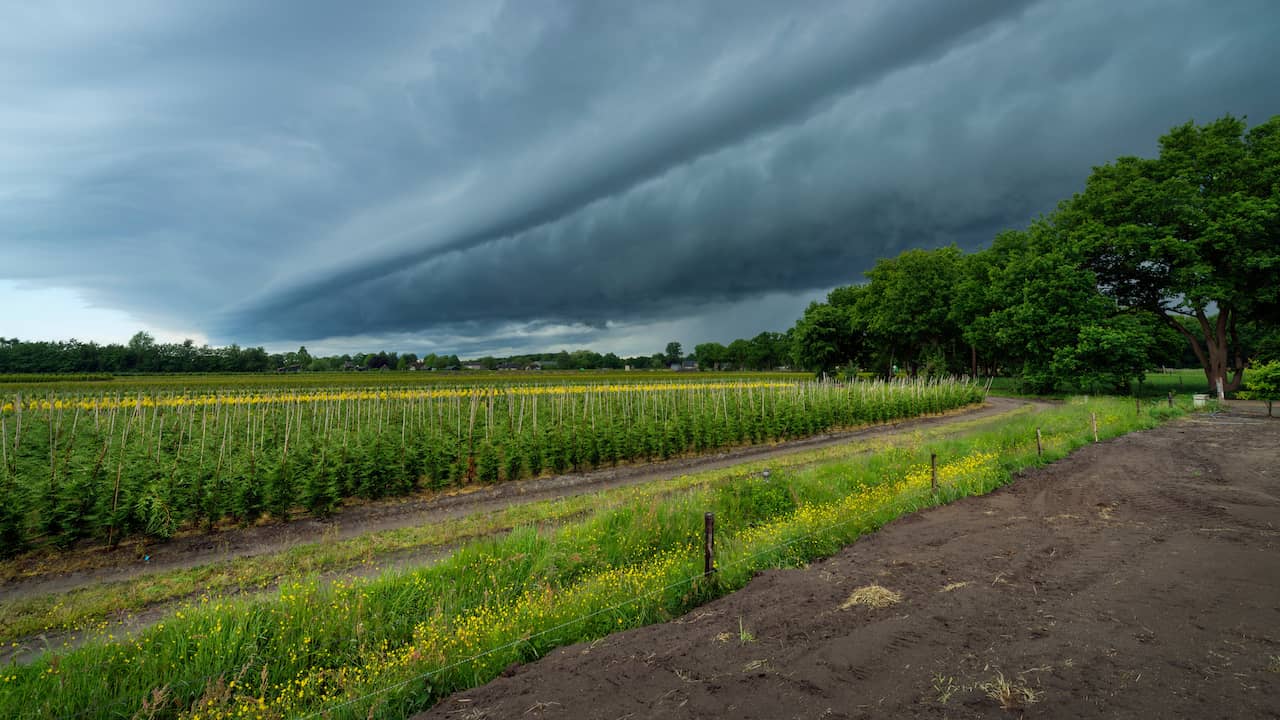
1060;115;1280;395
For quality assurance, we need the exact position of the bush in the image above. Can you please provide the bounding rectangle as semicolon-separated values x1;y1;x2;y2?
1240;360;1280;417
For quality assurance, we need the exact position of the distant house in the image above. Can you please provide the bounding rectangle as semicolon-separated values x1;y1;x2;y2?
530;360;557;370
671;360;698;372
463;363;485;371
276;363;303;373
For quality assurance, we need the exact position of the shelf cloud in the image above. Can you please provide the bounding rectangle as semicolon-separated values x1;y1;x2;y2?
3;0;1277;354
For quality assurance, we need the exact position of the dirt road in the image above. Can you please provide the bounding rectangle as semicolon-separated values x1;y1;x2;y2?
417;407;1280;719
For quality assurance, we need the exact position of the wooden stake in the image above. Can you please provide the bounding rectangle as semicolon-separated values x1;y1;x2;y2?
930;452;938;493
704;512;716;576
1036;428;1042;457
1091;412;1098;442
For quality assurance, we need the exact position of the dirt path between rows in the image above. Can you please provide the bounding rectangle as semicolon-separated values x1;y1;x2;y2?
1;397;1034;601
416;406;1280;720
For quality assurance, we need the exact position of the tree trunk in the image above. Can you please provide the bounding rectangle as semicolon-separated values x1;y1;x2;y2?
1162;307;1245;398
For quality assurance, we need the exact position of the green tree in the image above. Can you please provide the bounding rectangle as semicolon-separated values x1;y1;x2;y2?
791;300;858;375
1061;114;1280;397
284;345;312;369
1240;360;1280;417
856;246;964;376
693;342;728;370
664;342;683;366
746;332;788;370
1049;315;1153;394
726;338;752;369
972;222;1151;393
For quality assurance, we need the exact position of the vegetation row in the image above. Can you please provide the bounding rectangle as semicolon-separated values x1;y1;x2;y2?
0;377;983;555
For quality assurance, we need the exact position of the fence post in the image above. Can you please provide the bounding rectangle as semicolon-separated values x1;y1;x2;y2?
1135;397;1141;415
1167;391;1174;408
704;512;715;576
930;452;938;494
1036;428;1042;457
1091;412;1098;443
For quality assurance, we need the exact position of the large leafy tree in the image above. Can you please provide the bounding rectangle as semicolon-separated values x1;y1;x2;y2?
855;246;964;376
791;291;862;375
974;223;1148;393
693;342;728;369
664;342;683;366
1061;115;1280;395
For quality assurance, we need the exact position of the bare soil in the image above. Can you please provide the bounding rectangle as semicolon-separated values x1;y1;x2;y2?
1;398;1029;601
416;406;1280;720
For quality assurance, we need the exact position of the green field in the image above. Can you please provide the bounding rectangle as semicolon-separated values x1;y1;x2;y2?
986;367;1212;398
0;396;1188;719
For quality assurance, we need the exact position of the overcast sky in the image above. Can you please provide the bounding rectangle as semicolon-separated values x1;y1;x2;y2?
2;0;1277;357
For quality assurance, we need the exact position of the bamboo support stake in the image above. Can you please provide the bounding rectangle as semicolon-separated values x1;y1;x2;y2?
61;406;81;475
50;402;58;497
281;400;291;465
0;416;8;477
199;404;208;466
108;405;135;547
1091;413;1098;442
215;416;229;482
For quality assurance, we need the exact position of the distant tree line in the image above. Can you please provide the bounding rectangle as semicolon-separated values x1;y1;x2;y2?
0;333;275;374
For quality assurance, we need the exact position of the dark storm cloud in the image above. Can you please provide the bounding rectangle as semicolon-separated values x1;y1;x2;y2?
2;0;1278;353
